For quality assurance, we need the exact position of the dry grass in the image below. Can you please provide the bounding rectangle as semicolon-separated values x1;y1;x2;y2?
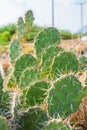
59;39;87;55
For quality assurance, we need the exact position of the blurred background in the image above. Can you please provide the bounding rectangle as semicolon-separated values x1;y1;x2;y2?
0;0;87;71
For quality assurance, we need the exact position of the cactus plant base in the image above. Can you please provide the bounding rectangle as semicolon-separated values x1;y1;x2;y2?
0;116;11;130
16;107;48;130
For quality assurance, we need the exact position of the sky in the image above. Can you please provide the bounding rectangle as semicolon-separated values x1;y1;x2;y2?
0;0;87;32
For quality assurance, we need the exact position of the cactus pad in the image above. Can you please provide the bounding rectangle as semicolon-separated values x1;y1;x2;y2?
23;81;50;107
0;116;11;130
20;68;40;88
41;45;63;76
17;17;25;41
52;52;78;78
45;120;72;130
14;54;37;84
9;38;21;64
16;107;48;130
35;27;60;58
25;10;34;32
48;75;82;118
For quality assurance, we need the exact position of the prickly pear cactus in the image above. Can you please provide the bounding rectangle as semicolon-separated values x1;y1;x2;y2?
0;116;11;130
41;45;63;79
20;68;40;88
17;17;25;41
16;107;48;130
21;81;50;107
14;54;37;84
52;52;78;79
35;27;60;58
45;120;72;130
25;10;34;32
48;75;83;118
9;38;21;64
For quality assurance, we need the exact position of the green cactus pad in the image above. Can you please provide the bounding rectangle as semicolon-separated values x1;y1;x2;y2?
0;116;11;130
48;75;83;118
17;17;25;41
20;68;40;88
41;45;63;78
22;81;50;107
14;54;37;84
35;27;60;58
25;10;34;32
45;120;72;130
52;52;78;78
16;107;48;130
9;38;21;64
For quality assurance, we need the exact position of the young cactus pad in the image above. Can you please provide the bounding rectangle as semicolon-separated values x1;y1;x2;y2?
0;116;11;130
14;54;37;84
9;38;21;64
24;81;50;107
17;17;25;41
52;52;78;78
16;107;48;130
34;27;60;58
48;75;83;118
41;45;63;73
25;10;34;32
20;68;40;88
45;120;72;130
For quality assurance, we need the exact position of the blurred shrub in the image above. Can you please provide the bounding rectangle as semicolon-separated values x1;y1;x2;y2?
60;30;78;40
0;24;16;35
0;31;11;42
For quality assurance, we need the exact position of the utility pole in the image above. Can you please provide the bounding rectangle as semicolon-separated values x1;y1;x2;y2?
76;0;87;36
52;0;54;26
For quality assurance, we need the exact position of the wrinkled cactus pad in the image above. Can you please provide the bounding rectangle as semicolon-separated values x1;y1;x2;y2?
14;54;37;84
52;52;78;79
35;27;60;58
48;75;83;118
